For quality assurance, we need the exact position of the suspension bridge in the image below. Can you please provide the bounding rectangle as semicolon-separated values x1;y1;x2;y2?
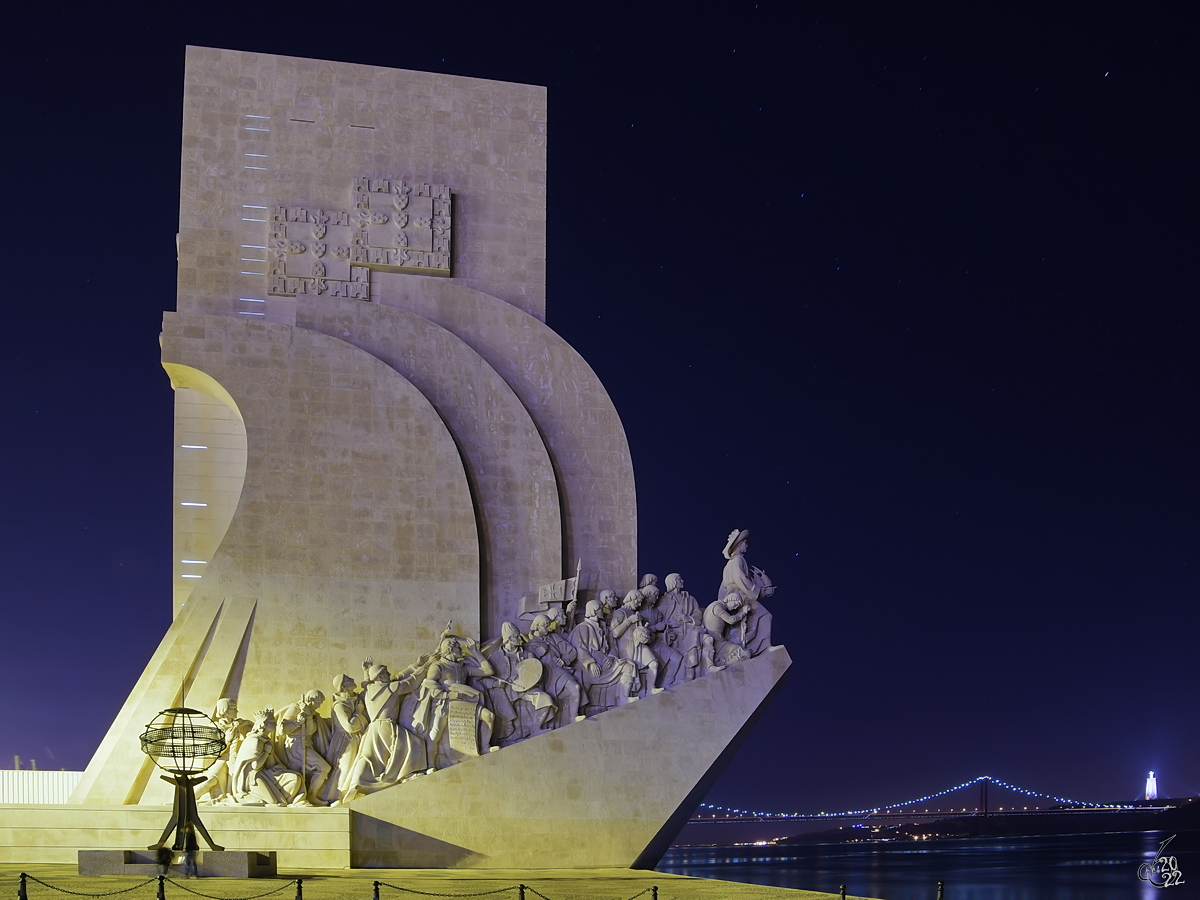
689;775;1152;824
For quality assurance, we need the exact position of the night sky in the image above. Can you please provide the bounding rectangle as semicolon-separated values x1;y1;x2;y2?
3;3;1196;822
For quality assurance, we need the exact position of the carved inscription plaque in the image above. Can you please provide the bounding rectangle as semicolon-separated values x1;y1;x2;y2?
446;700;481;758
267;178;452;300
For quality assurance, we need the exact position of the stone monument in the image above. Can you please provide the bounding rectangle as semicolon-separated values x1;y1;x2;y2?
0;47;792;870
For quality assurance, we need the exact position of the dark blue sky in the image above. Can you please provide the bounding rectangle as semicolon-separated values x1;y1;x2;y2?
2;2;1196;818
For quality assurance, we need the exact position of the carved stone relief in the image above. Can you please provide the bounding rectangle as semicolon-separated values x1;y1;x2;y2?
267;178;452;301
203;530;777;808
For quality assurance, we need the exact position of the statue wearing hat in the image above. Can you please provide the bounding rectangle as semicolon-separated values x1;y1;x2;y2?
717;528;777;656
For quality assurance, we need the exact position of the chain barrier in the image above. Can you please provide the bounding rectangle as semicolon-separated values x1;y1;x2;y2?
376;883;659;900
17;874;301;900
19;875;159;898
519;886;659;900
374;883;518;898
19;873;663;900
164;879;299;900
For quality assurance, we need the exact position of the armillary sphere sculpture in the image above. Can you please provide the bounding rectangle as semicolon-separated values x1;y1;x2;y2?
140;707;226;853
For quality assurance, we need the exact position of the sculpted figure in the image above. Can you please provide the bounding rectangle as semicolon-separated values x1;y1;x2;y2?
658;573;710;685
609;589;646;661
596;589;619;623
480;622;555;745
717;529;776;655
639;584;665;628
628;624;659;696
548;606;570;635
526;613;582;727
276;690;332;805
705;592;750;640
195;698;249;804
339;657;430;803
322;674;367;803
228;709;305;806
570;599;637;713
704;592;753;668
413;631;496;768
639;573;659;590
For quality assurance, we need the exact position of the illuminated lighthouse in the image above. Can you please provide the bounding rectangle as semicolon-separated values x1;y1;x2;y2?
1145;771;1158;800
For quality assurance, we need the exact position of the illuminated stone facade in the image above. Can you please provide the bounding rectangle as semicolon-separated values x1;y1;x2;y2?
3;47;794;869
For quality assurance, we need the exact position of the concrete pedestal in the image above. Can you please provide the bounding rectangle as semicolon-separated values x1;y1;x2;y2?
78;851;277;878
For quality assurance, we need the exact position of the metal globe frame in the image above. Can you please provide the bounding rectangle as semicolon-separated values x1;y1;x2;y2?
140;707;227;854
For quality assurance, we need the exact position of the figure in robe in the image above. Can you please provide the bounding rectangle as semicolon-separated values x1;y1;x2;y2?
639;582;681;687
194;698;250;804
526;613;582;728
276;690;332;805
228;709;306;806
610;589;647;662
413;630;496;769
479;622;555;745
570;599;637;714
321;674;367;803
717;528;776;655
657;573;711;685
339;656;430;804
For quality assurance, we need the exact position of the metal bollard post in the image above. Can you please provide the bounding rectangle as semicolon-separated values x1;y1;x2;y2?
157;876;166;900
652;887;658;900
936;881;944;900
517;885;526;900
18;872;28;900
840;885;847;900
295;879;303;900
373;882;380;900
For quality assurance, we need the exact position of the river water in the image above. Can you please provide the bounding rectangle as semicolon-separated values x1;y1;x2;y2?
658;831;1197;899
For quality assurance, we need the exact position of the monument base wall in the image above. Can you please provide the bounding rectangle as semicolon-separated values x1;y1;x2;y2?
0;806;349;869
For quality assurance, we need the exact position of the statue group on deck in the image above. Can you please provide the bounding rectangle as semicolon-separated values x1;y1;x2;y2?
196;528;776;808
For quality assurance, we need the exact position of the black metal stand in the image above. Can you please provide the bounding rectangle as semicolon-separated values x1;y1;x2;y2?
149;773;224;852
